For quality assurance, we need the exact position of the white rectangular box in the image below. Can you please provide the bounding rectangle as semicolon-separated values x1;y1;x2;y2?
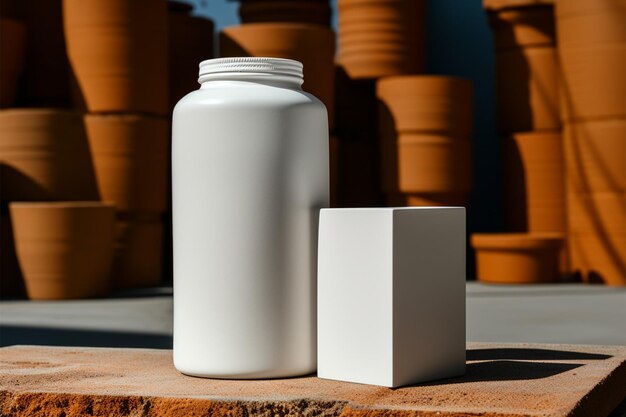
317;207;466;387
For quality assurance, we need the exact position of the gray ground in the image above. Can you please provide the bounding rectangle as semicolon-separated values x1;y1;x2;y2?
1;283;625;348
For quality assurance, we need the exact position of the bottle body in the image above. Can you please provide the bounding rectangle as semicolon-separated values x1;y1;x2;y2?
172;59;328;378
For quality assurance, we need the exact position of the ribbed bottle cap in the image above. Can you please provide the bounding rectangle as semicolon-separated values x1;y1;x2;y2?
199;57;303;83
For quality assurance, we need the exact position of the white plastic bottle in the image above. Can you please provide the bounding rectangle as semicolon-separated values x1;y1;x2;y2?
172;57;329;378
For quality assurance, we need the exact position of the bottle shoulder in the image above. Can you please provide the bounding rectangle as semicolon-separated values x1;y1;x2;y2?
174;81;323;114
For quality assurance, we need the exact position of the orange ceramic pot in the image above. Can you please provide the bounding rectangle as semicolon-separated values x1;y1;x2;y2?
381;133;471;195
483;0;553;11
0;18;26;107
113;216;163;289
238;0;331;26
387;193;466;207
9;202;115;299
495;46;560;133
504;131;565;233
556;0;626;49
338;0;426;79
489;6;555;50
169;7;214;109
84;114;169;213
0;109;99;203
220;23;335;129
559;45;625;121
471;233;564;283
63;0;169;116
377;76;473;136
564;119;626;194
19;0;70;107
566;191;625;285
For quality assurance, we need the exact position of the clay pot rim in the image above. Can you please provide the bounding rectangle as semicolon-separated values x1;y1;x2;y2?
396;134;470;144
508;131;561;140
378;75;470;86
483;0;553;12
84;113;168;122
471;233;564;250
377;76;472;98
9;202;115;210
0;108;80;116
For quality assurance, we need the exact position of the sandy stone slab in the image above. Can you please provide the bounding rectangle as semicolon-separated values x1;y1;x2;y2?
0;343;624;416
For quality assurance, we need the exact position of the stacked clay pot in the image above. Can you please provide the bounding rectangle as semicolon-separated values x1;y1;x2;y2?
63;0;169;116
61;0;171;289
220;23;336;129
486;1;560;133
0;109;110;299
556;0;626;285
337;0;426;79
478;0;567;284
376;76;473;207
471;233;563;283
85;115;169;289
168;1;214;110
237;0;332;26
9;202;115;299
504;131;565;234
0;110;99;203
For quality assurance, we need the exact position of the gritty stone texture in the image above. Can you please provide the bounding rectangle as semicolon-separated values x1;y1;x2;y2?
0;343;624;417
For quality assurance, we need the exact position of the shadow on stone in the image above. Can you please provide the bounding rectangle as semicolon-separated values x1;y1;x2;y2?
467;348;611;361
0;325;172;349
416;360;583;387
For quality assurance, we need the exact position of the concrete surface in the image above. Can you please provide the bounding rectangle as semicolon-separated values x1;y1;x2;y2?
1;343;624;417
1;283;626;348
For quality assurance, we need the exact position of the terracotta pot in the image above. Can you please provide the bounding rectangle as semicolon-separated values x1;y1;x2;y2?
169;7;214;109
504;131;566;233
495;46;560;133
559;45;625;121
0;213;26;299
113;216;163;289
564;119;626;194
556;0;625;49
387;193;466;207
63;0;169;116
238;0;331;26
471;233;564;283
567;191;626;285
0;109;99;203
338;0;426;79
489;6;555;50
483;0;553;11
19;0;71;107
9;202;115;299
0;18;26;107
220;23;335;129
381;133;471;195
84;114;169;213
377;76;473;136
